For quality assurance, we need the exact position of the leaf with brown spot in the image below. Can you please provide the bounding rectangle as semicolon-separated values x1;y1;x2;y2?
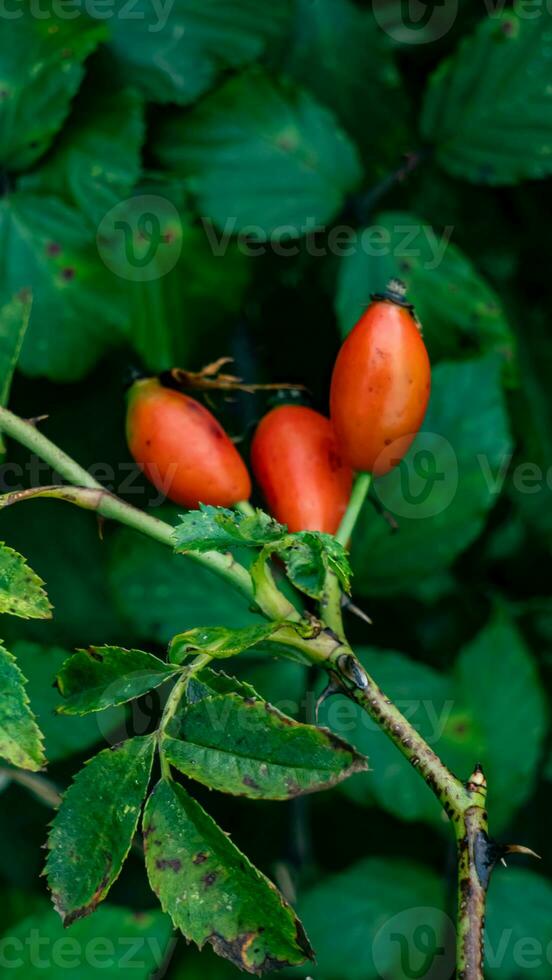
55;645;179;715
143;779;313;974
0;642;46;771
0;541;51;619
45;735;155;924
162;692;368;799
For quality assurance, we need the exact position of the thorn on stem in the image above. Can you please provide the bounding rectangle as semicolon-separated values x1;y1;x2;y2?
341;594;373;625
467;763;487;793
96;515;105;541
25;414;49;427
369;494;399;532
503;844;541;861
314;680;341;722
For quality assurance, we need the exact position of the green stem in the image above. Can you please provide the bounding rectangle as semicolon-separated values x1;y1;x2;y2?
250;549;301;623
0;408;105;491
0;408;254;603
335;473;372;547
320;571;346;639
455;769;490;980
234;499;256;518
0;767;62;809
158;653;212;780
336;648;470;814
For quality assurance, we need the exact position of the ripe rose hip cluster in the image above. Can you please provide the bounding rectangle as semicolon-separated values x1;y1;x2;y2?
126;282;431;535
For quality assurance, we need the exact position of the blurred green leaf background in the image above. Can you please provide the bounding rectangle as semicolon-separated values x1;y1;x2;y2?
1;1;552;977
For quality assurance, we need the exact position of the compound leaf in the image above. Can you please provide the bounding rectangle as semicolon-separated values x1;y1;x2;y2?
143;778;313;973
163;692;367;798
278;532;352;598
56;646;179;715
0;643;46;772
0;542;51;620
45;736;155;924
173;505;285;554
169;624;281;664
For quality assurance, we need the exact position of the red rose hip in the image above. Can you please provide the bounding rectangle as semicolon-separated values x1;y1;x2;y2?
126;379;251;508
330;281;431;476
251;404;352;534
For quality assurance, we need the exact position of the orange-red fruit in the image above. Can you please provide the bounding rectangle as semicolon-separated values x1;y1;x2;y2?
251;405;353;534
330;297;431;476
126;379;251;508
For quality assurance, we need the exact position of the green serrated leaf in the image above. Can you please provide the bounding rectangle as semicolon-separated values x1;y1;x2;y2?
56;646;179;716
0;193;127;382
143;779;313;972
187;669;262;704
45;736;155;924
163;691;367;799
10;642;117;763
336;211;516;371
155;68;361;234
101;0;292;105
0;14;106;171
0;904;174;979
277;532;352;599
169;624;281;664
0;643;46;772
0;542;51;620
421;13;552;185
173;505;286;555
20;86;145;228
351;357;512;596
